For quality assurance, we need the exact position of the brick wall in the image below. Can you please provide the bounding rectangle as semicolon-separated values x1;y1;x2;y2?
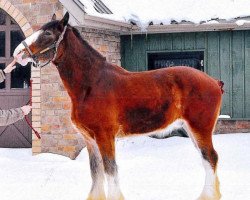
7;0;63;29
215;120;250;134
79;27;121;65
40;66;86;159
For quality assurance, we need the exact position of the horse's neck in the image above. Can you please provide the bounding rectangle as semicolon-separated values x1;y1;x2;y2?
54;28;106;100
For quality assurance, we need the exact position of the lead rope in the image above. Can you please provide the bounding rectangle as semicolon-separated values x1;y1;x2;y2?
21;26;67;138
24;79;41;139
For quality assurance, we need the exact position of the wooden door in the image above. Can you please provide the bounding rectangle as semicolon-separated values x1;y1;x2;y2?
0;9;31;148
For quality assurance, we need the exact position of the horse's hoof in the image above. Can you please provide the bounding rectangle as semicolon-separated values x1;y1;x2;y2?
119;194;125;200
118;193;125;200
86;198;106;200
196;193;221;200
107;193;125;200
86;195;106;200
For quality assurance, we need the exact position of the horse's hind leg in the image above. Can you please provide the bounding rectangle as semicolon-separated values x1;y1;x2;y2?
183;123;221;200
96;134;124;200
85;137;106;200
199;147;220;200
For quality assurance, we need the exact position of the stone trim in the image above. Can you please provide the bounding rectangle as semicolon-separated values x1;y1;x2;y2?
215;120;250;134
0;0;33;37
31;67;41;155
0;0;41;154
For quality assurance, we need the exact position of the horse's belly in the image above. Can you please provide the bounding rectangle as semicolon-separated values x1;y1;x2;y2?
119;119;184;138
145;119;184;137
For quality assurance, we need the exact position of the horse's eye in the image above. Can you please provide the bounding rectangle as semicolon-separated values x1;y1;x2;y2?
44;31;52;36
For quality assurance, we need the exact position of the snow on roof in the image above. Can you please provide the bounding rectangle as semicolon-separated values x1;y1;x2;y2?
79;0;250;30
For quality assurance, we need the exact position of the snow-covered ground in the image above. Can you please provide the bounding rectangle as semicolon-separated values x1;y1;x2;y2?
0;133;250;200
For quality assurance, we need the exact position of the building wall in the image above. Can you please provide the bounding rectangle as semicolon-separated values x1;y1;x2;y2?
216;120;250;134
121;31;250;121
0;0;64;155
1;0;121;159
79;27;121;65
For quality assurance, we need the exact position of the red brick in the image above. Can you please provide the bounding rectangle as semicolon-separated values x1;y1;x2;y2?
63;103;71;110
52;96;69;102
41;124;50;132
63;146;76;152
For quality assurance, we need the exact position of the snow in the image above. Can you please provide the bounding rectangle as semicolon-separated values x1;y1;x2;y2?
235;19;248;26
79;0;250;30
0;133;250;200
219;115;231;119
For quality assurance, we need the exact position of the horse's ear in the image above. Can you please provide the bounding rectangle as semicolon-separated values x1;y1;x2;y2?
51;14;57;21
60;12;69;27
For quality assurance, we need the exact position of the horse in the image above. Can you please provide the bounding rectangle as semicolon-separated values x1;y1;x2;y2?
14;12;223;200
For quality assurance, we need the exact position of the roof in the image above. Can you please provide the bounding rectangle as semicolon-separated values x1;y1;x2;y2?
60;0;250;34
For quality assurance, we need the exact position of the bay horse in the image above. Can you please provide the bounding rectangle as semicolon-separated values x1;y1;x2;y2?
14;12;223;200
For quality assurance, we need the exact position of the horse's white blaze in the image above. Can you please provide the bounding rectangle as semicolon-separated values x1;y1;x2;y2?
13;30;43;57
13;42;25;57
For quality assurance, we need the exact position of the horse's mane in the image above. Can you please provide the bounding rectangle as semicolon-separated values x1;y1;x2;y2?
70;26;106;61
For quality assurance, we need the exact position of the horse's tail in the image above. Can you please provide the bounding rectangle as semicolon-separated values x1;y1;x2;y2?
217;80;224;94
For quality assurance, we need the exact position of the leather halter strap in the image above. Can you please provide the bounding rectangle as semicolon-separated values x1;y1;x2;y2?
22;40;56;68
22;40;35;58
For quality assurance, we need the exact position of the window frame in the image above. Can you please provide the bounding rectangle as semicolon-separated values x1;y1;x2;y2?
146;49;206;72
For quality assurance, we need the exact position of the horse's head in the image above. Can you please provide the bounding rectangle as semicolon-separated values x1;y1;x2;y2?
14;12;69;67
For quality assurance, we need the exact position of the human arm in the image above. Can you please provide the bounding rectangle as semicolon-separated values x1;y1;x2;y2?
0;58;17;83
0;70;5;83
0;105;31;127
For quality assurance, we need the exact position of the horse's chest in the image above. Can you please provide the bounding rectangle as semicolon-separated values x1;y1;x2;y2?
71;100;111;128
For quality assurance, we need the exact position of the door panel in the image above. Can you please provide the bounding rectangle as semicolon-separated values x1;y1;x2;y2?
0;8;31;148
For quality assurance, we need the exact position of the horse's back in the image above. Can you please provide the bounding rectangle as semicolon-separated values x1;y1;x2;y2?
120;66;223;105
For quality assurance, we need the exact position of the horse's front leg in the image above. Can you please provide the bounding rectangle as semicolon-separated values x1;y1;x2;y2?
85;138;106;200
96;134;124;200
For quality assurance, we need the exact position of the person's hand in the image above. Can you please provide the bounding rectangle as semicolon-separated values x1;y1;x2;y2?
21;105;32;115
4;58;16;73
15;51;31;66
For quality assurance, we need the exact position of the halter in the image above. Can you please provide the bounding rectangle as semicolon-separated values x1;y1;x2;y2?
21;25;67;68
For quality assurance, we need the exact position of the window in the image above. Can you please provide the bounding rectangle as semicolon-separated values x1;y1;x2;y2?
0;10;6;25
148;51;204;71
0;32;5;57
91;0;112;14
0;9;31;90
0;63;5;89
11;63;31;88
75;0;112;14
11;31;24;56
